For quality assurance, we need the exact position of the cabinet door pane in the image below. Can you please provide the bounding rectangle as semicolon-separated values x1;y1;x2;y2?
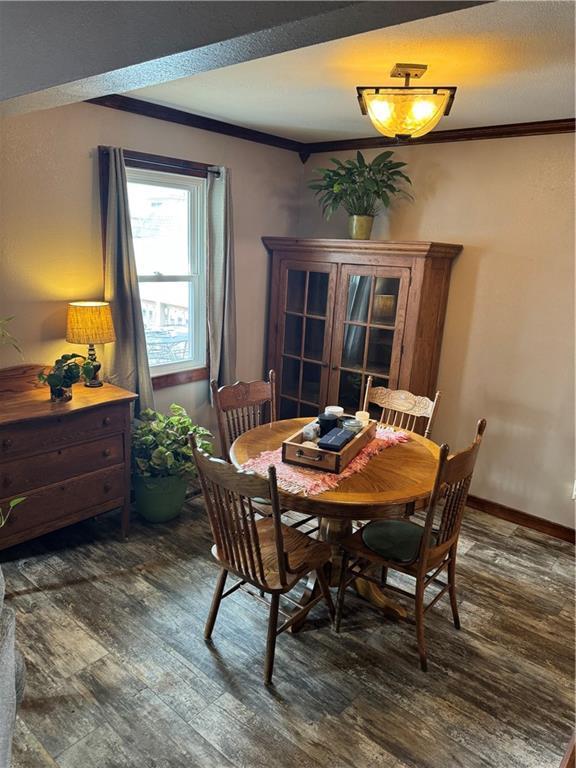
346;275;372;322
338;370;363;413
372;277;400;325
281;357;300;398
286;270;306;313
283;315;303;356
342;325;366;370
304;317;325;361
280;398;298;419
301;362;321;404
307;272;329;316
367;328;394;376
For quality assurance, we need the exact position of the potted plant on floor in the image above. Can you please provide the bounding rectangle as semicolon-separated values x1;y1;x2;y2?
308;150;412;240
132;404;212;523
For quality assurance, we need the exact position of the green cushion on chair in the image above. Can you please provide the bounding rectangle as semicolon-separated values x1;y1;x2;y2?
361;520;431;563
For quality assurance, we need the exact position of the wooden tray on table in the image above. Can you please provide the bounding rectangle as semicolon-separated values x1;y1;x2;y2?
281;419;377;474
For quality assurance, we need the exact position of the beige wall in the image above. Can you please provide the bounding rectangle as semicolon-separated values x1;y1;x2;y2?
0;102;301;434
298;134;575;527
1;103;573;527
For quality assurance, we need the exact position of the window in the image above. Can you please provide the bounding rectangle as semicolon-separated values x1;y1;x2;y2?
126;167;207;377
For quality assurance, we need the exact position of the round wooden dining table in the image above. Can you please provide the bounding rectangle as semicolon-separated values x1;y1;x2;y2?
230;417;440;627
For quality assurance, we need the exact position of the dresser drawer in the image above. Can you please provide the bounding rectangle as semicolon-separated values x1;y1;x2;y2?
0;435;125;496
0;465;125;546
0;403;129;460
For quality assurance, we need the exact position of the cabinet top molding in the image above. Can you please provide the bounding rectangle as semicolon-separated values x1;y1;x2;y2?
262;238;462;259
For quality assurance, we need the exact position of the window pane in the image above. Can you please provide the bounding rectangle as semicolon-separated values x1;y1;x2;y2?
346;275;371;322
338;370;363;413
128;182;190;275
372;277;400;325
301;362;321;404
342;324;366;369
284;315;303;356
367;328;393;376
280;398;298;419
307;272;328;316
139;281;192;367
281;357;300;398
286;270;306;313
303;317;325;361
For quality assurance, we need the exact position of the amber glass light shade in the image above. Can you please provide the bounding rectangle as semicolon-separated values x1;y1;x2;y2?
66;301;116;344
361;88;453;139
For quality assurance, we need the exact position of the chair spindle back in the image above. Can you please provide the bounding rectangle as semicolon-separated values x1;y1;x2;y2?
211;371;276;459
362;376;440;438
421;419;487;558
190;435;287;589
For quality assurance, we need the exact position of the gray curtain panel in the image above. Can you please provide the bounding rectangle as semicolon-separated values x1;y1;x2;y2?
101;147;154;416
207;166;237;389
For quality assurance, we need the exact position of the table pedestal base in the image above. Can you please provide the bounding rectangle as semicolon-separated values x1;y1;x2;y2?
289;517;407;632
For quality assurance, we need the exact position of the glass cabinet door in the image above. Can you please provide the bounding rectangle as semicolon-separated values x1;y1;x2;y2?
277;261;337;419
328;265;410;414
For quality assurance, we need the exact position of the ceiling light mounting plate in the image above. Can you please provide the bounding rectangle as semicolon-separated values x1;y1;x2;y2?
390;63;427;79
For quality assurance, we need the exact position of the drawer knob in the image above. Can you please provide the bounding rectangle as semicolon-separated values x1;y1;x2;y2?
2;438;13;450
103;417;112;426
102;448;112;458
2;476;12;488
103;482;112;493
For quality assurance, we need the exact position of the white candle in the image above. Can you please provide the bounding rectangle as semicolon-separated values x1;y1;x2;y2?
355;410;370;426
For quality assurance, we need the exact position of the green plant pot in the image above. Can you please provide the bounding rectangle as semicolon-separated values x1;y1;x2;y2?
134;474;188;523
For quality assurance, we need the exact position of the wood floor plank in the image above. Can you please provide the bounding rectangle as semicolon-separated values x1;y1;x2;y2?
3;503;573;768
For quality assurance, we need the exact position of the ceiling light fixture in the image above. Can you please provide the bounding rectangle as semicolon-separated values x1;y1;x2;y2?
357;63;456;140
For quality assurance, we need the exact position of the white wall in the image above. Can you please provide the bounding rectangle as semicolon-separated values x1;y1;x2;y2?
0;102;301;436
298;134;575;527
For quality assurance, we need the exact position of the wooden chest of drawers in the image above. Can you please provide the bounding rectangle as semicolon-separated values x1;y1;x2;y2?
0;365;137;551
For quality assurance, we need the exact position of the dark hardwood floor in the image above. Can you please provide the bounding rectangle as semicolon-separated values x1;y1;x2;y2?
1;499;574;768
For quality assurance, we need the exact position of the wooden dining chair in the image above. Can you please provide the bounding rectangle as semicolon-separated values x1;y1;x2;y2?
211;371;277;461
190;435;334;685
211;370;316;532
335;419;486;672
363;376;440;438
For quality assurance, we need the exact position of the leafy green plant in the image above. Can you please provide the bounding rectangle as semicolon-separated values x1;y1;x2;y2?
308;150;412;219
0;497;25;528
0;316;22;354
38;353;94;391
132;404;212;478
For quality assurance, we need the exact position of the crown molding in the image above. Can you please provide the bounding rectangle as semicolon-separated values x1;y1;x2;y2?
301;118;576;159
86;95;575;162
86;94;305;154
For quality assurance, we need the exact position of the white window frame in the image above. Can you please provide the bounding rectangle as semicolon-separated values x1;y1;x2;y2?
126;167;207;376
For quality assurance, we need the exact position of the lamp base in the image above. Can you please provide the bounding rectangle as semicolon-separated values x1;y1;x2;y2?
84;344;104;387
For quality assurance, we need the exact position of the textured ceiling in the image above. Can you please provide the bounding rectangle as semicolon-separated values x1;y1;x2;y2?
129;2;575;141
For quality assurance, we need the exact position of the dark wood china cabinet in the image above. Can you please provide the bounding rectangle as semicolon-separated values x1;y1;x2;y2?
263;238;462;420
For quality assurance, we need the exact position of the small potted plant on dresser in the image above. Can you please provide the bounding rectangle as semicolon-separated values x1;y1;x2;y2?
38;353;94;402
308;150;412;240
132;404;212;523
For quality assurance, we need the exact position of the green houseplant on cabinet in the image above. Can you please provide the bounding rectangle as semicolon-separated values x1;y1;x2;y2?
132;404;212;523
308;150;412;239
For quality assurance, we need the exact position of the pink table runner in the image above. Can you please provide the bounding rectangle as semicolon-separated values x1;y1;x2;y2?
241;426;410;496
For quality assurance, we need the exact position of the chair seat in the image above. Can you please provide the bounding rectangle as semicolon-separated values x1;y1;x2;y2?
361;520;434;563
212;518;331;591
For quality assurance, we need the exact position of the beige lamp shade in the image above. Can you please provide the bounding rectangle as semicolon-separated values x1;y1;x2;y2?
66;301;116;344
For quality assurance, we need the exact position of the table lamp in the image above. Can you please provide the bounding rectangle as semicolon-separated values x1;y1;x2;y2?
66;301;116;387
